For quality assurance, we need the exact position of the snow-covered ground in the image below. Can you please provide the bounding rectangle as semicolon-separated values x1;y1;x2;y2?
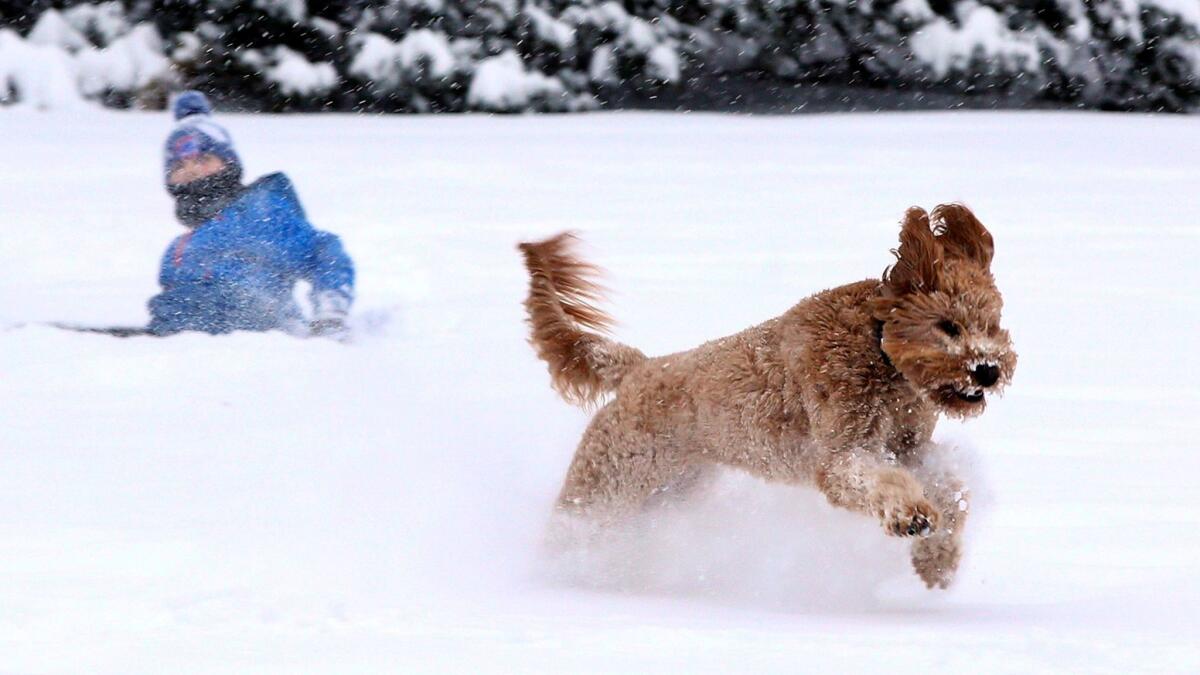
1;110;1197;674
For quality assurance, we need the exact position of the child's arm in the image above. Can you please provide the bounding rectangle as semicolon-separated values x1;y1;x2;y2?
262;172;356;334
306;230;355;333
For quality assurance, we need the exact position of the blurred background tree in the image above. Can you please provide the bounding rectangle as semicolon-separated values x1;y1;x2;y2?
1;0;1197;112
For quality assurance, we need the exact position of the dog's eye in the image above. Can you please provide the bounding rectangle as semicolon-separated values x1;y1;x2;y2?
937;320;960;337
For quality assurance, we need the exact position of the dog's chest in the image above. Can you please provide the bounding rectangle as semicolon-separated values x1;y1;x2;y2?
882;389;937;453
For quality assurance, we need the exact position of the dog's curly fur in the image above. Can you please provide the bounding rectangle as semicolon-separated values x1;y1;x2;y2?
519;205;1016;589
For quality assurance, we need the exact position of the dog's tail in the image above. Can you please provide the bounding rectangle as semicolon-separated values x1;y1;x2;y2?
518;233;646;407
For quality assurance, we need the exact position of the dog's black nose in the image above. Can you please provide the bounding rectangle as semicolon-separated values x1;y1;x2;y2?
971;364;1000;387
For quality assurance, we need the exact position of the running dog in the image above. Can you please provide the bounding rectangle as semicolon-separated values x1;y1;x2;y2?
518;204;1015;588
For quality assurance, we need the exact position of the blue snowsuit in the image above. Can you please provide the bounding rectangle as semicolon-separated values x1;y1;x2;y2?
148;173;354;335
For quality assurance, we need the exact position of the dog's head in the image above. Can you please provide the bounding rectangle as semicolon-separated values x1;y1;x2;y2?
871;204;1016;418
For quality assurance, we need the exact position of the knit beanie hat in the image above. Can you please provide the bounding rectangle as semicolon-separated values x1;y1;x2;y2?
163;91;242;187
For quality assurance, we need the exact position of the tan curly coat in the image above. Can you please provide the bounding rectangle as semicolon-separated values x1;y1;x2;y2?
519;204;1016;589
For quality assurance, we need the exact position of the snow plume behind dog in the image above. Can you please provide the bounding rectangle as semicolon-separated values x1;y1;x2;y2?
540;437;991;611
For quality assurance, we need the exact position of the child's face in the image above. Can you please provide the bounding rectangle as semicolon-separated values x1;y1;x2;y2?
169;154;226;186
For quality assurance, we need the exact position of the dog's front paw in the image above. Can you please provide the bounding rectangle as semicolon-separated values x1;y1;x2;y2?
881;497;940;537
871;470;940;538
912;532;963;589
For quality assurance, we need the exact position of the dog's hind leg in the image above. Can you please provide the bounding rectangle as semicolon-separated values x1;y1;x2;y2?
552;403;688;527
644;462;719;510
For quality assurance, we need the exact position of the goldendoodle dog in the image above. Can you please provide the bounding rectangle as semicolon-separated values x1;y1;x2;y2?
519;204;1016;589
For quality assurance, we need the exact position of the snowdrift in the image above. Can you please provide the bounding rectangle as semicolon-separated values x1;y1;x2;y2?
1;110;1198;673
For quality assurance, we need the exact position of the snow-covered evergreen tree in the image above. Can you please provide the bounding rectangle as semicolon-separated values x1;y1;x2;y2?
1;0;1198;112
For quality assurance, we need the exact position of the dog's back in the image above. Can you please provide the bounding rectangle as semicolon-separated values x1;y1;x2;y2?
518;236;889;481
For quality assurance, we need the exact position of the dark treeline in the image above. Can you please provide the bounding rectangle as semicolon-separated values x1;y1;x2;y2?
1;0;1198;112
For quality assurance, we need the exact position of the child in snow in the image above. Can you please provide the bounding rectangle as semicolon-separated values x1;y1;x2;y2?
147;91;355;337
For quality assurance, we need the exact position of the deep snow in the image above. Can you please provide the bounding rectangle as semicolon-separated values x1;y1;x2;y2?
1;110;1198;674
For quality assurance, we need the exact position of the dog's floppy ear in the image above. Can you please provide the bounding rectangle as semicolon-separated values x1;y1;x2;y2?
881;206;942;298
932;203;993;269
